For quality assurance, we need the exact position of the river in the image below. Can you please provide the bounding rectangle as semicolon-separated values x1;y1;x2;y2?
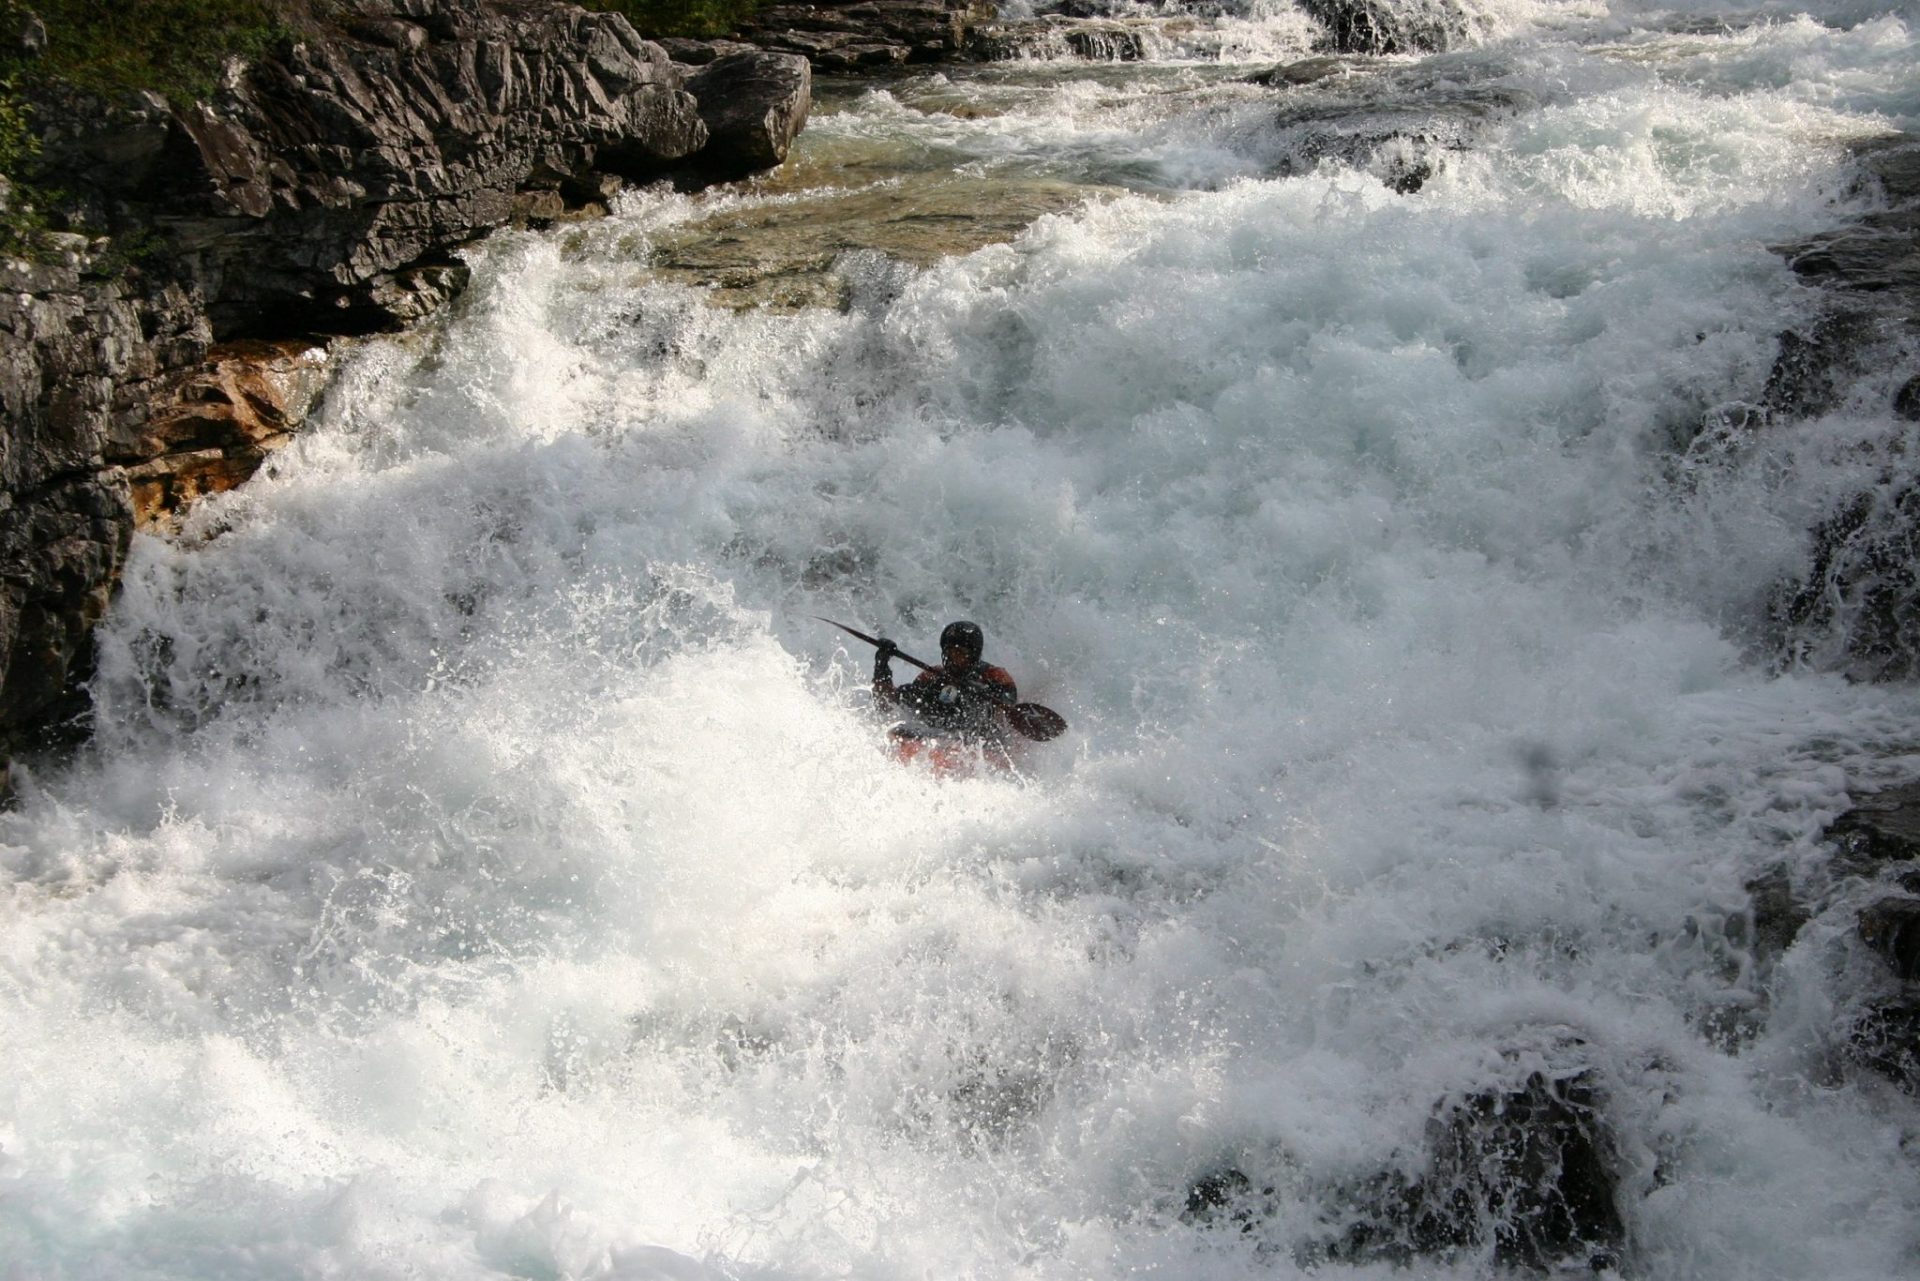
4;1;1920;1276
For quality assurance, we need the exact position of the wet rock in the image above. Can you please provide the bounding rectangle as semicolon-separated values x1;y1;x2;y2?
1760;308;1878;421
969;16;1155;62
120;340;334;533
736;0;991;70
685;51;812;180
1775;484;1920;682
1829;781;1920;873
1304;1043;1624;1272
1850;999;1920;1091
1895;374;1920;421
1859;895;1920;982
1780;134;1920;286
1764;135;1920;680
1245;56;1360;88
1301;0;1483;55
1743;864;1811;964
1262;77;1529;194
1185;1167;1255;1222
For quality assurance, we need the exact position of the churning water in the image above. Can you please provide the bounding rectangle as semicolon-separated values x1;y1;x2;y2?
5;1;1920;1276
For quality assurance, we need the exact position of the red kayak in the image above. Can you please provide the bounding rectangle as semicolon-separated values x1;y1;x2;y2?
889;728;1015;777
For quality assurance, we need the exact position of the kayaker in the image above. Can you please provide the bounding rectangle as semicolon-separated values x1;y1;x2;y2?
872;620;1018;748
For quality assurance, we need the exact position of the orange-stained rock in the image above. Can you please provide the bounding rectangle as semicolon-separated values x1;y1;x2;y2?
125;340;332;532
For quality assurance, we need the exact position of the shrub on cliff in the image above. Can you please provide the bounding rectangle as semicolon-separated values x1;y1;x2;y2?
576;0;770;39
3;1;293;103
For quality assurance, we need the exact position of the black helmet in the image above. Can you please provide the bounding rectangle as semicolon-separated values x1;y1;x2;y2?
940;620;984;663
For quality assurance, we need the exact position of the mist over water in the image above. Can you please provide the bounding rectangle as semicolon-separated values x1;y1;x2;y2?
5;1;1920;1277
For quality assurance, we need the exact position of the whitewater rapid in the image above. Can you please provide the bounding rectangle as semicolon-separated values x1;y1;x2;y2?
5;2;1920;1277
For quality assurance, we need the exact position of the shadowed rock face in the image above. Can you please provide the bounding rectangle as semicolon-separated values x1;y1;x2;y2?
95;0;710;338
0;248;207;772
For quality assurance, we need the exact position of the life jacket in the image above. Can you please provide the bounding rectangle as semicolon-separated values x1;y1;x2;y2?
881;662;1018;743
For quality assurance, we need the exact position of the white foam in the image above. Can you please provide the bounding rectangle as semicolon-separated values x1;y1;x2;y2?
4;12;1920;1279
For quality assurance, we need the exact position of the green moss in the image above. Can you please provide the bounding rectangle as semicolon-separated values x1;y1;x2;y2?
0;77;31;172
575;0;771;40
7;0;290;103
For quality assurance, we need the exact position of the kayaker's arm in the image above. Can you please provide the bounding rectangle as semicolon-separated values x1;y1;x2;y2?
872;638;902;705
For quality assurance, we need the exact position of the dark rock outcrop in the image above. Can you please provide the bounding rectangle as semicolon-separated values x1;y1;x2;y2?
0;0;819;783
41;0;709;339
1859;895;1920;982
683;51;812;180
0;243;209;771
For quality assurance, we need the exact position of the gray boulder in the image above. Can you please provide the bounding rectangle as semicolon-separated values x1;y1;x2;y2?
685;51;812;180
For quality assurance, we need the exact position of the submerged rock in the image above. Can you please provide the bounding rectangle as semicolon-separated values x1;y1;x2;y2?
1743;864;1811;965
1318;1067;1625;1272
968;15;1160;62
1859;895;1920;982
1300;0;1485;55
1256;68;1531;194
1775;483;1920;682
1182;1038;1628;1271
1809;783;1920;1091
1850;1000;1920;1092
1830;780;1920;873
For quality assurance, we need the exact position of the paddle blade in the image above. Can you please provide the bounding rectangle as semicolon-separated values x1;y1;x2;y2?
1008;703;1068;741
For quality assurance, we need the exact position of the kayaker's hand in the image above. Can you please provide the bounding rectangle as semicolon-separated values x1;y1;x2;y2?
873;638;897;682
875;638;898;659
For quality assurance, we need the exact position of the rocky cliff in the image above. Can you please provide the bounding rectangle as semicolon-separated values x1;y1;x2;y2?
0;0;812;786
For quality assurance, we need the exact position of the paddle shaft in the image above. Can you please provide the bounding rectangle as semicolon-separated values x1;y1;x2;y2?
814;617;936;674
815;616;1068;741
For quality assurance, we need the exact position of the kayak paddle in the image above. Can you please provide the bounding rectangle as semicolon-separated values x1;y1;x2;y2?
814;616;1069;742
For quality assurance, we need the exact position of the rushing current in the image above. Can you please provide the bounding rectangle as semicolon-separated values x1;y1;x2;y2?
6;0;1920;1276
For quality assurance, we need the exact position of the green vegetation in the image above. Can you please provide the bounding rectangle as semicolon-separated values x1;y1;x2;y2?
576;0;766;40
3;0;291;103
0;1;302;250
0;75;31;172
